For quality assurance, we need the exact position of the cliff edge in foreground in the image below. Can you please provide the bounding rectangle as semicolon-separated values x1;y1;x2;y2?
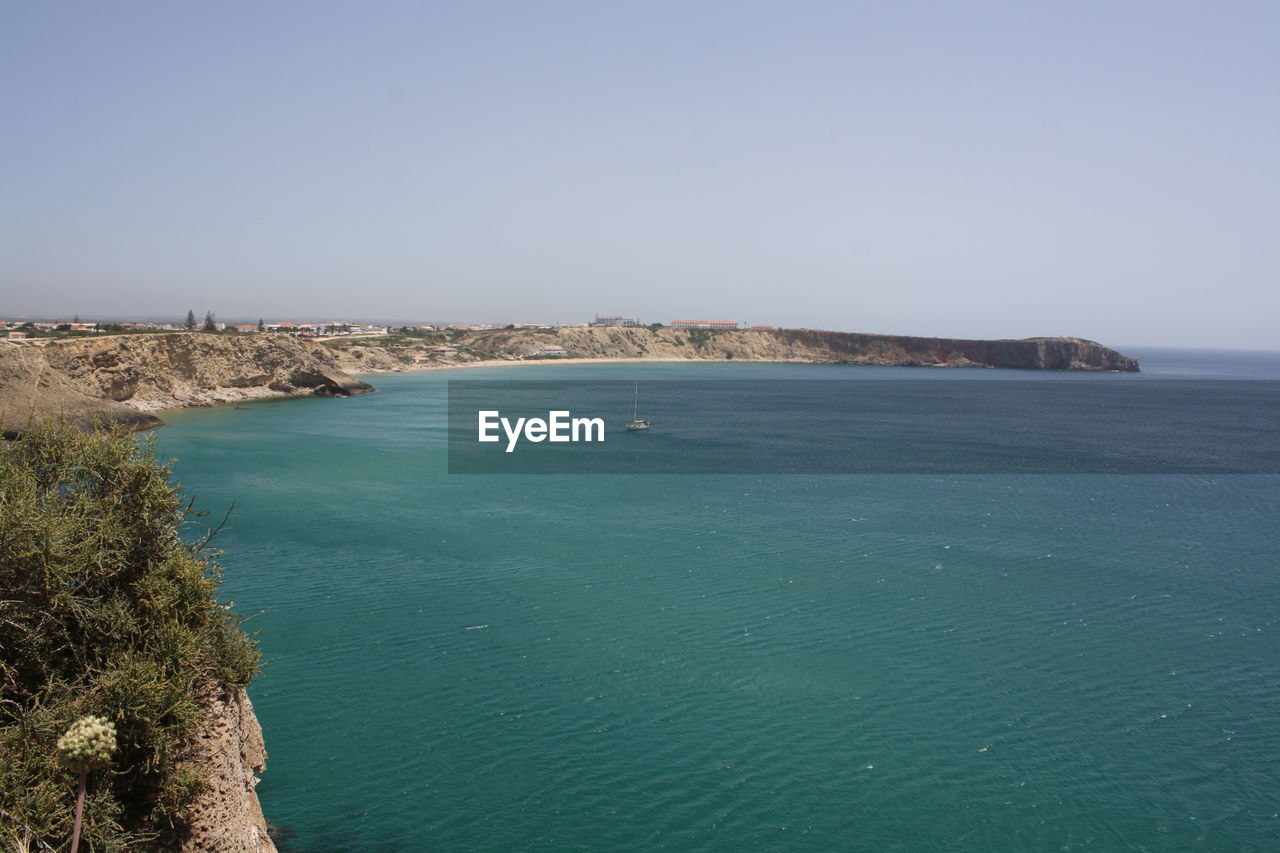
0;422;274;851
178;685;276;853
0;333;374;436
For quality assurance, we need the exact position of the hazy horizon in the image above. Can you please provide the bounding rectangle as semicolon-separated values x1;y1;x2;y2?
4;1;1277;349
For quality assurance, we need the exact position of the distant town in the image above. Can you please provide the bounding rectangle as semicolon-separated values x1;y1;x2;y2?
1;313;778;343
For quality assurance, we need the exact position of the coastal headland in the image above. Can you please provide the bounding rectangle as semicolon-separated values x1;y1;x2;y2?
1;329;1138;434
0;332;373;436
330;326;1140;373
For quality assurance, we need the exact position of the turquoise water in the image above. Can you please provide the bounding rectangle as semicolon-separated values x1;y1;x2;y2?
151;352;1280;851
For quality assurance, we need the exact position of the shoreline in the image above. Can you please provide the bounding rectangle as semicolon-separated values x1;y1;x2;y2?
345;356;727;377
154;354;1028;414
128;351;1131;421
3;331;1139;431
131;358;709;421
138;357;818;422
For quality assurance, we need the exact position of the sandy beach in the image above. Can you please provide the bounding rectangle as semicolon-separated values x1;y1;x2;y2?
346;356;709;377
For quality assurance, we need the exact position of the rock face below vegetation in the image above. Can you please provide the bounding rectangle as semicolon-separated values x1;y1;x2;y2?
0;334;374;435
175;686;277;853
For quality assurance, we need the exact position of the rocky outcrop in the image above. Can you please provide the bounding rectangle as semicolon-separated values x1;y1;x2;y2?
173;686;277;853
0;341;165;436
325;342;410;372
1;334;374;435
0;329;1135;435
328;327;1139;373
753;330;1141;371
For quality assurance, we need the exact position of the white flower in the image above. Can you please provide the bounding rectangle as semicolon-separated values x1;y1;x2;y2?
56;715;117;771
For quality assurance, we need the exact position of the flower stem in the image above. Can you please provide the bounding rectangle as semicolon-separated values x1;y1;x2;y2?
70;769;86;853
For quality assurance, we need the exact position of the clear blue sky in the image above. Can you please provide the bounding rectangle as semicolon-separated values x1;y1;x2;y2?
3;1;1276;347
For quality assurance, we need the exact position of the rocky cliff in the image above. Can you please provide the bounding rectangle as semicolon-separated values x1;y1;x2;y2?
328;327;1140;373
0;329;1136;435
0;333;374;435
174;686;277;853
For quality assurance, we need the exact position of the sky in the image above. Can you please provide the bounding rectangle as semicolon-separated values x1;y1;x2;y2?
2;1;1277;348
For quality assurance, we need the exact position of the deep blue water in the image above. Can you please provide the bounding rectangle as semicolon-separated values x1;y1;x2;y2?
151;349;1280;851
445;379;1280;474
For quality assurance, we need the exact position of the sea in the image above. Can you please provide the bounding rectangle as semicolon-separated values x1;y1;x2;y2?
150;347;1280;852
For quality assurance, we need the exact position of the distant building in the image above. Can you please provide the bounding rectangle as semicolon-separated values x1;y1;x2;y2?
591;314;641;327
533;345;568;357
750;324;775;330
671;320;740;330
6;331;29;339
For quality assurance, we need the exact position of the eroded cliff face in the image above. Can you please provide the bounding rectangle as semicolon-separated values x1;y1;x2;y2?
757;330;1141;371
0;329;1136;435
171;686;277;853
327;327;1140;373
1;334;374;434
536;327;1140;370
0;341;164;435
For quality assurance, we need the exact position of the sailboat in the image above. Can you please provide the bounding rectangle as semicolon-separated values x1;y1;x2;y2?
626;382;651;430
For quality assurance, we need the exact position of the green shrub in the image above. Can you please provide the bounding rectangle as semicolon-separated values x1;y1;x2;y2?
0;420;260;851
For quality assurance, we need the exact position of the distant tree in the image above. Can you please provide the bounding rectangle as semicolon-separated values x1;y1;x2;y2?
185;310;196;331
649;322;663;331
202;312;216;332
257;318;266;333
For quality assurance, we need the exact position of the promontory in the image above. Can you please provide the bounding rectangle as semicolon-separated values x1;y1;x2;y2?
329;326;1139;373
1;332;373;436
1;329;1139;434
